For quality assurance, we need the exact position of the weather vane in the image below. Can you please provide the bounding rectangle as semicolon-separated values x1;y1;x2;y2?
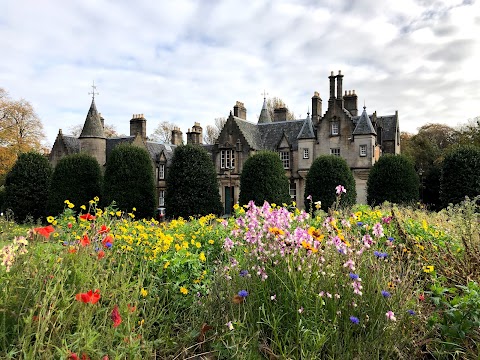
88;80;99;100
261;90;268;99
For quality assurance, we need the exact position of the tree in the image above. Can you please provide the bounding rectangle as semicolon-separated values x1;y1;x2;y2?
104;144;156;220
4;152;52;222
266;97;296;121
68;123;119;138
203;117;226;144
165;144;222;218
48;153;103;216
304;155;356;211
456;116;480;147
367;155;419;206
239;151;291;206
0;88;46;184
149;120;176;143
440;145;480;208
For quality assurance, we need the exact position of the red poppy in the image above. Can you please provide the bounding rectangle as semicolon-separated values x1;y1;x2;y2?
419;293;425;302
68;353;79;360
98;224;110;234
75;289;101;304
34;225;55;239
102;235;114;248
68;222;73;229
68;247;77;254
80;213;96;221
111;304;122;328
81;354;90;360
80;234;90;247
97;250;105;260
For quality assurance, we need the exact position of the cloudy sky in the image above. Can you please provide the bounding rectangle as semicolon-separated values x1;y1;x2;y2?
1;0;479;147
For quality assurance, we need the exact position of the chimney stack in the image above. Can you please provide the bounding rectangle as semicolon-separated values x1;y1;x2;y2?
336;70;344;108
311;91;322;122
344;89;358;116
171;126;183;145
329;71;336;100
233;101;247;120
130;113;146;140
273;107;288;122
186;122;203;145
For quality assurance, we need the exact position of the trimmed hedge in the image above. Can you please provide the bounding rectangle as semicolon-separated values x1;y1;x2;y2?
4;152;52;222
104;144;156;220
239;151;291;206
165;144;222;218
304;155;356;210
367;154;419;206
48;153;103;216
440;145;480;207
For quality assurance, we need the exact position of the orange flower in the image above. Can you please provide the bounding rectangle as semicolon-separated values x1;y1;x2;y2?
127;304;136;312
34;225;55;239
80;234;90;247
111;305;122;328
68;247;77;254
97;250;105;259
269;227;285;236
75;289;101;304
80;213;96;221
307;227;324;241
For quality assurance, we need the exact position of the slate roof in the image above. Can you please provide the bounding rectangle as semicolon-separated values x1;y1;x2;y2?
62;135;80;153
257;98;271;124
79;99;106;139
376;115;398;141
105;137;134;163
145;141;177;165
353;107;376;135
233;117;263;149
297;114;316;139
259;120;305;150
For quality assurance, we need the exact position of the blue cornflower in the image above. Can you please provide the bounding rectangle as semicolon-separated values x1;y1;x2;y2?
349;273;359;280
387;237;394;242
350;316;360;324
357;222;363;226
407;309;416;316
374;251;388;259
381;290;391;298
238;290;249;298
239;270;249;277
105;242;113;248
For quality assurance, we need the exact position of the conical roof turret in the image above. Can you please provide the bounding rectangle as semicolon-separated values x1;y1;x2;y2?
79;99;106;138
353;106;376;135
258;97;271;124
297;112;315;139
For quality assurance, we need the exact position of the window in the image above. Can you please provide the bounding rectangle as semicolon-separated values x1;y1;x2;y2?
303;148;309;159
279;151;290;169
221;149;235;169
289;183;296;201
359;145;367;157
330;148;340;156
331;121;339;135
158;164;165;179
159;190;165;206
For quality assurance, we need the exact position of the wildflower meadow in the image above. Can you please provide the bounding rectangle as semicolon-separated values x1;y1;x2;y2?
1;191;479;359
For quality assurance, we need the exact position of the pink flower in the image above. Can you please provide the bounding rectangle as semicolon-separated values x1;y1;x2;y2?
373;223;384;237
386;310;396;321
335;185;346;195
343;259;356;271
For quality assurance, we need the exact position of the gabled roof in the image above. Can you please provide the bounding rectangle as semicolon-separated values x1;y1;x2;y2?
297;114;315;139
376;115;398;141
353;107;376;136
232;117;263;149
258;98;271;124
79;99;106;139
258;119;304;150
62;135;80;153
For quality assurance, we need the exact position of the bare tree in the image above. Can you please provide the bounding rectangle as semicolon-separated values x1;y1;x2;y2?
266;97;296;121
149;120;176;143
203;117;226;144
68;123;119;138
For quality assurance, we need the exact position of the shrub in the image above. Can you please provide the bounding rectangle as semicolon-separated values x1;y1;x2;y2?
4;152;52;222
239;151;290;206
440;145;480;208
367;155;419;206
304;155;356;210
47;153;103;216
104;144;156;220
165;144;222;218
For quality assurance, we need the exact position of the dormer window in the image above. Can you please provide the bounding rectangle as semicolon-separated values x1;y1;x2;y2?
331;121;339;136
158;164;165;180
221;149;235;169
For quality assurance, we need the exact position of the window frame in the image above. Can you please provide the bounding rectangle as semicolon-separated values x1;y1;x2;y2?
331;121;339;136
221;149;235;169
158;164;165;180
303;148;309;159
330;148;340;156
159;190;165;206
279;151;290;169
359;145;367;157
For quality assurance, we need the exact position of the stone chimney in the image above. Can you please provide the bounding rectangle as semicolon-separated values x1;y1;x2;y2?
336;70;344;100
273;107;288;122
344;90;358;116
130;114;146;140
99;113;105;129
311;91;322;122
171;126;183;145
329;71;336;100
186;122;203;145
233;101;247;120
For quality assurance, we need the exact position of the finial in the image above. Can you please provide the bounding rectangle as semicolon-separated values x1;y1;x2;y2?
88;80;99;100
261;90;268;99
307;106;310;117
363;99;366;110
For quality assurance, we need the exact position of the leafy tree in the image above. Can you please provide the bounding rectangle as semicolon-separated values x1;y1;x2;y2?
48;153;103;216
104;144;156;220
367;154;419;206
239;151;291;206
4;152;52;222
440;145;480;208
69;123;119;138
304;155;356;210
456;116;480;147
149;120;176;143
0;88;46;184
266;97;296;121
204;117;226;144
165;144;222;218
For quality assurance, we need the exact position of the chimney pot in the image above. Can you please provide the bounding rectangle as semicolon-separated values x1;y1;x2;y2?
338;70;342;75
331;71;334;76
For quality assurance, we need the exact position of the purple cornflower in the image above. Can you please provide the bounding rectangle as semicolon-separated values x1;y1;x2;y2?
350;316;360;324
357;222;363;226
387;237;394;242
238;290;248;298
349;273;359;280
407;309;416;316
374;251;388;259
239;270;249;277
381;290;391;298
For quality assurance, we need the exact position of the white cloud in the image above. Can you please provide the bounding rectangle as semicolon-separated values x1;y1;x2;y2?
0;0;479;147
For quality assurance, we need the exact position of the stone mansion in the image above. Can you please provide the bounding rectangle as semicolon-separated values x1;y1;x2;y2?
49;71;400;214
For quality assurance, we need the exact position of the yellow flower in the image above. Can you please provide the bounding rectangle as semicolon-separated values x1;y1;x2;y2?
423;265;434;273
140;288;148;297
138;319;145;326
164;261;170;269
208;239;214;245
64;200;70;204
94;196;99;202
47;216;55;223
269;227;285;236
132;207;136;211
68;202;74;208
128;213;135;218
80;205;86;210
195;242;201;248
89;200;94;205
180;286;188;295
199;252;206;262
233;203;239;210
292;201;296;207
53;220;58;226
